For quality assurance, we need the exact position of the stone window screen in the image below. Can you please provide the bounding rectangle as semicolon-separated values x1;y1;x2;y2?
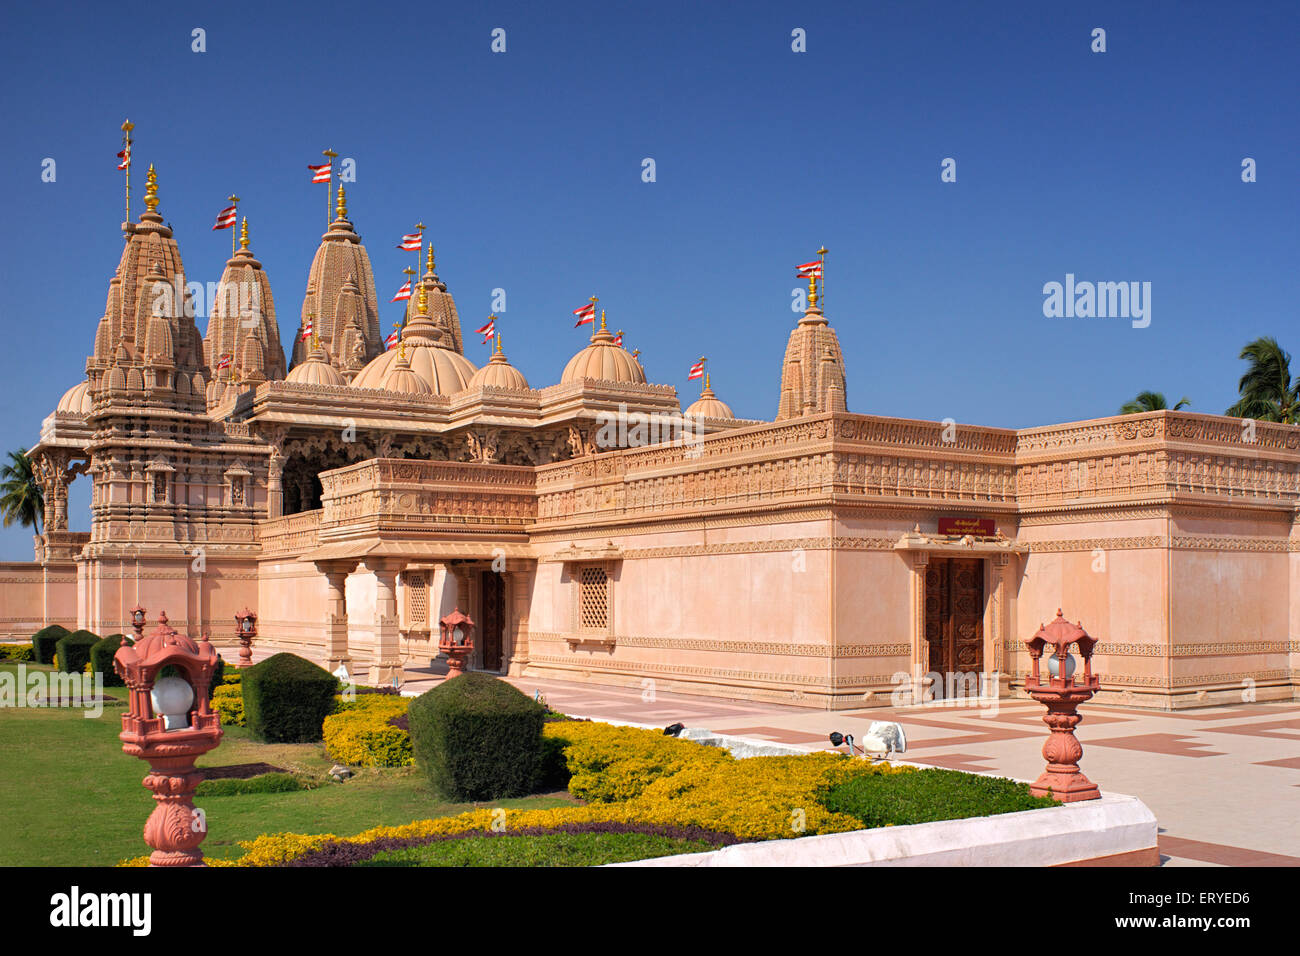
578;566;608;631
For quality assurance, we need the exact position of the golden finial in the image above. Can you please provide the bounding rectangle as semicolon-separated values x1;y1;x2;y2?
704;371;711;391
143;164;159;212
239;217;250;250
417;279;428;314
632;348;641;359
426;243;436;274
599;309;608;332
122;119;134;134
494;329;503;355
335;184;348;220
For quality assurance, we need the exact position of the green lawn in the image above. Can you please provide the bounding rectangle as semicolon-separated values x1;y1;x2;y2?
0;663;576;866
360;831;712;867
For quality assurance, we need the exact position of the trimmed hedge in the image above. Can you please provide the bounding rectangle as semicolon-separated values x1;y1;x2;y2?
54;630;100;675
242;653;338;743
31;625;70;665
89;635;126;686
407;672;546;801
195;773;307;797
819;767;1057;828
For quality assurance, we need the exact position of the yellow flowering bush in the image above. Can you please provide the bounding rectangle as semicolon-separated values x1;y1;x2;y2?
322;694;412;768
212;684;244;727
175;723;919;866
544;721;730;802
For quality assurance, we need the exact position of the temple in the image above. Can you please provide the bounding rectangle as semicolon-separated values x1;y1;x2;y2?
9;164;1300;711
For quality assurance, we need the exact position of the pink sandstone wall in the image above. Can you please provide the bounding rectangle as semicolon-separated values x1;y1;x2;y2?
0;561;78;640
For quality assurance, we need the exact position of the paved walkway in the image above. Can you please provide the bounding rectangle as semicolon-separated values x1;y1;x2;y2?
236;646;1300;867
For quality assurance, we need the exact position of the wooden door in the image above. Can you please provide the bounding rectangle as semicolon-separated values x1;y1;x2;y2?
479;570;505;672
923;558;984;698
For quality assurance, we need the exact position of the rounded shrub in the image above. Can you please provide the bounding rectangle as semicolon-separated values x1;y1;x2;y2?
241;653;338;743
89;634;126;686
407;672;546;801
31;624;70;665
212;684;245;727
54;630;100;675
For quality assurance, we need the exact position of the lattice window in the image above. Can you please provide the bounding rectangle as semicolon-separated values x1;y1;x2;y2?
405;571;429;627
578;566;608;630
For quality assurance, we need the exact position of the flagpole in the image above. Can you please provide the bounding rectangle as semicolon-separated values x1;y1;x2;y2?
121;119;134;223
228;195;241;256
322;148;338;228
414;222;425;282
817;245;828;310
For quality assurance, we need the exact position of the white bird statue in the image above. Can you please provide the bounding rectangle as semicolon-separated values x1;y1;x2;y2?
860;721;907;758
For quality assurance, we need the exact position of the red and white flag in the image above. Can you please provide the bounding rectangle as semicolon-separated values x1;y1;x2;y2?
476;317;496;343
308;163;331;183
391;280;412;302
212;205;238;230
613;331;624;347
216;354;233;370
573;302;596;326
397;232;423;251
385;330;400;350
796;260;823;278
116;145;131;170
687;358;706;380
301;318;314;342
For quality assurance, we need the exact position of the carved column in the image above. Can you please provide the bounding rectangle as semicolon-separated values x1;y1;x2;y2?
506;564;535;676
907;550;931;703
367;559;403;684
267;452;284;519
989;553;1012;696
317;561;357;673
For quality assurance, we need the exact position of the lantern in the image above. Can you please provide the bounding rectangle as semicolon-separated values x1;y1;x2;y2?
113;611;223;866
438;607;475;678
1022;609;1101;802
234;607;258;667
129;604;147;642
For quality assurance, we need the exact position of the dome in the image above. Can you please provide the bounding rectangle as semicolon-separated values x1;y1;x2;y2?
56;381;92;415
351;285;477;395
561;312;647;385
467;336;530;391
685;375;734;419
285;343;347;387
379;350;434;395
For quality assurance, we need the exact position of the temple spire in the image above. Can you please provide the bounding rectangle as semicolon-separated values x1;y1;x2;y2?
143;164;159;214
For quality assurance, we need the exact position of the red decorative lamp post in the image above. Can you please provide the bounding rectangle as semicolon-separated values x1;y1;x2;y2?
234;607;257;667
113;611;223;866
438;607;475;678
1023;609;1101;803
129;604;147;643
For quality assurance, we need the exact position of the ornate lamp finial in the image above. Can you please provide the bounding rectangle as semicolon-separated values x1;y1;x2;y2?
417;279;429;314
494;330;504;355
599;309;608;332
426;242;436;274
239;217;250;250
143;164;159;212
335;184;348;221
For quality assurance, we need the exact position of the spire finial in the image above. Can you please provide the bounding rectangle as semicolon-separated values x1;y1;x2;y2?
417;278;429;314
495;331;504;355
143;164;159;212
426;242;436;274
239;217;250;250
599;309;607;332
704;370;711;391
335;184;348;221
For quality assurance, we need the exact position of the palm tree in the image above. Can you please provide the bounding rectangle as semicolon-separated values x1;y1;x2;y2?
1119;391;1190;415
0;448;43;533
1225;337;1299;423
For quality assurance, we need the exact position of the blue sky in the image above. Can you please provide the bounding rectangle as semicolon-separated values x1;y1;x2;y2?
0;0;1296;557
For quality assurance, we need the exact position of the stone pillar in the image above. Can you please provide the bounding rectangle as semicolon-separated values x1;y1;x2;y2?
367;560;403;684
907;550;931;703
317;561;357;673
989;553;1012;697
506;565;535;676
267;452;283;520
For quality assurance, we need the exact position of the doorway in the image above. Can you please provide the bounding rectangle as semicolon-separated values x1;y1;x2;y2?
923;557;984;698
479;570;505;672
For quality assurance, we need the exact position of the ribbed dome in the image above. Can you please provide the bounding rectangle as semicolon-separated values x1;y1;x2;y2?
285;344;346;387
468;337;529;391
56;381;92;415
380;350;434;395
561;313;646;385
685;376;734;419
351;287;477;395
